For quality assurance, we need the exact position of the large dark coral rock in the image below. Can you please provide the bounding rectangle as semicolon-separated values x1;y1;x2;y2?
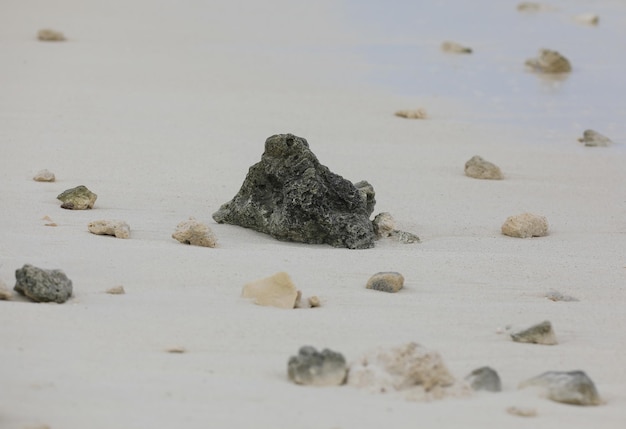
212;134;376;249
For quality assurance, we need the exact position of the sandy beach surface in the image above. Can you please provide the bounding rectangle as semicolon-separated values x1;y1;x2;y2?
1;1;625;428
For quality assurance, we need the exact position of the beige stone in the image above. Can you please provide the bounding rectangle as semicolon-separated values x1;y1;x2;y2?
242;272;298;309
465;155;503;180
441;41;472;54
574;13;599;26
501;213;548;238
106;285;126;295
33;169;55;182
37;29;65;41
308;296;321;308
0;279;12;300
395;108;427;119
88;220;130;239
507;406;538;417
366;272;404;293
172;217;217;247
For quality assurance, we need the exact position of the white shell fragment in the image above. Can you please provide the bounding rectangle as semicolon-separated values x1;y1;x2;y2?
33;169;56;182
88;220;131;239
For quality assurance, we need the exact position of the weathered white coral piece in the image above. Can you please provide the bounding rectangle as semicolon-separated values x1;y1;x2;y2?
172;217;217;247
395;108;427;119
242;272;299;309
33;169;55;182
465;155;503;180
347;342;469;401
578;129;612;147
441;41;472;54
88;220;130;239
373;213;420;243
501;213;548;238
525;49;572;73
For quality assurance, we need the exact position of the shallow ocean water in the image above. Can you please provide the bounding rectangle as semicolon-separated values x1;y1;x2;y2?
340;0;626;136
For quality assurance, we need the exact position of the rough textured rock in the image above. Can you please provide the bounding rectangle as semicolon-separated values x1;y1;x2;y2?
578;129;612;147
0;279;12;300
465;366;502;392
394;109;427;119
519;371;601;405
465;155;503;180
172;217;217;247
501;213;548;238
57;185;97;210
14;264;73;303
366;272;404;293
525;49;572;73
441;41;472;54
242;272;299;309
510;320;557;345
347;342;468;401
373;212;420;244
88;220;130;239
37;29;65;41
288;346;347;386
213;134;376;249
33;169;55;182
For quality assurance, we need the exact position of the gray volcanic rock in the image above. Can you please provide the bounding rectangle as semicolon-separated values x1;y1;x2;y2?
465;366;502;392
288;346;347;386
519;370;601;405
213;134;376;249
14;264;73;303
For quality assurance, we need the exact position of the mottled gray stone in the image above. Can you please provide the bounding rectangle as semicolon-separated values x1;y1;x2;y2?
288;346;347;386
213;134;376;249
510;320;557;345
14;264;73;303
465;155;503;180
366;272;404;293
525;49;572;73
578;129;612;147
57;185;97;210
519;371;601;406
465;366;502;392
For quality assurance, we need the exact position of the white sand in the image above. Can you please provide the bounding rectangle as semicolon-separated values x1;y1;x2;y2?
1;1;625;428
